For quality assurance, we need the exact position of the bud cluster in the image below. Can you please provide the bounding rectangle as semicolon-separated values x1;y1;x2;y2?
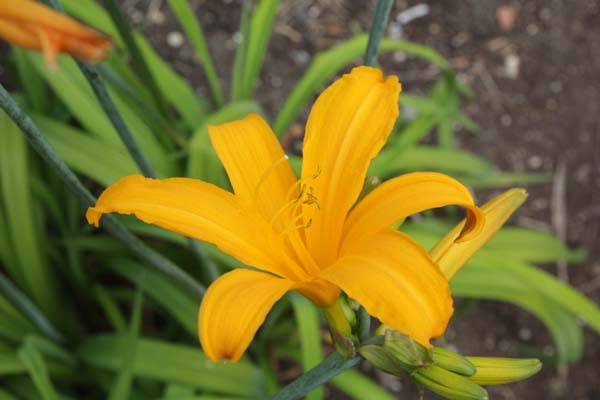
358;329;541;400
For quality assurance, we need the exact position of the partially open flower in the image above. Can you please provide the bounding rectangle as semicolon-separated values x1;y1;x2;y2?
0;0;111;67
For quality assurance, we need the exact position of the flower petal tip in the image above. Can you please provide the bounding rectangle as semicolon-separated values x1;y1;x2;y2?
454;206;485;243
85;207;102;227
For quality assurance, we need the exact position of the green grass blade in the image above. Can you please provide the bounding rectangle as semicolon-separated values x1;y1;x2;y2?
0;295;37;343
461;172;551;188
187;101;262;186
289;293;323;400
0;388;18;400
451;264;583;365
11;47;47;113
369;145;495;178
0;343;26;376
483;227;586;263
78;335;266;397
501;261;600;334
107;259;197;336
240;0;280;99
32;114;138;186
17;341;59;400
231;0;252;101
108;287;144;400
167;0;224;107
273;34;451;136
0;112;58;320
0;273;64;344
332;369;394;400
93;285;128;333
104;0;174;122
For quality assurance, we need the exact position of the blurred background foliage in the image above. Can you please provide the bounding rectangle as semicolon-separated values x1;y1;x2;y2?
0;0;598;399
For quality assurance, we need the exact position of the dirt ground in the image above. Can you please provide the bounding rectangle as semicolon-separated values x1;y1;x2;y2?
126;0;600;398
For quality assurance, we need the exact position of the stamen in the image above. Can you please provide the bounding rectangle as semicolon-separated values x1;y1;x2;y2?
252;155;290;213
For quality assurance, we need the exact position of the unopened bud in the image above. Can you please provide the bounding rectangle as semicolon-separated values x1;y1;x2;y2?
359;330;432;375
466;357;542;385
415;365;489;400
432;347;476;377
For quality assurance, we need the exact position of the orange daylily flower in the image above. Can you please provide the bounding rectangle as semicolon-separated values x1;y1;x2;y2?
86;67;485;362
0;0;111;66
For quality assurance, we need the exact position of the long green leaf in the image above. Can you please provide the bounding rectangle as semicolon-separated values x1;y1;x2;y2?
108;288;144;400
167;0;224;107
78;335;266;397
18;341;59;400
451;264;583;365
32;115;137;186
0;295;37;343
369;145;495;178
332;369;394;400
107;258;198;336
239;0;280;99
0;112;57;320
231;0;252;101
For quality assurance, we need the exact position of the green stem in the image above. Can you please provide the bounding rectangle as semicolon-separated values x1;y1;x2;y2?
0;271;65;343
0;83;205;300
271;353;363;400
103;0;174;121
77;62;156;177
364;0;394;66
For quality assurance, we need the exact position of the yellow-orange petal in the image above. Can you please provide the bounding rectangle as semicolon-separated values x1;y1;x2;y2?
300;66;401;266
0;0;111;63
342;172;484;253
432;188;528;280
86;174;308;281
208;113;297;223
199;269;294;362
320;230;453;346
294;278;340;307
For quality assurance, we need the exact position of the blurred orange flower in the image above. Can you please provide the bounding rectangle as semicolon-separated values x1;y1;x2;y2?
0;0;111;66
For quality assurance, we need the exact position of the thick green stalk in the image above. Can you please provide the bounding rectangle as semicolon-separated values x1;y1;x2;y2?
77;63;156;177
270;353;363;400
103;0;174;121
364;0;394;66
0;84;205;300
0;271;65;343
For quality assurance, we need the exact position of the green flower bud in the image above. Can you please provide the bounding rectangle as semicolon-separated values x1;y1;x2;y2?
359;330;432;375
415;365;489;400
432;347;476;377
466;357;542;385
